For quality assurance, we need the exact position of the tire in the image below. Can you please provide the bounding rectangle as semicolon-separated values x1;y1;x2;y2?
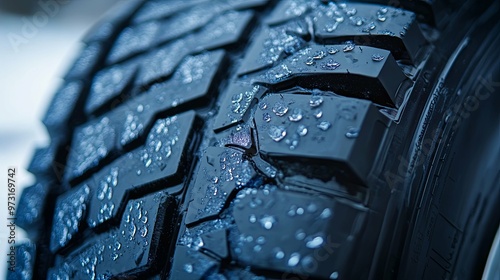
9;0;500;279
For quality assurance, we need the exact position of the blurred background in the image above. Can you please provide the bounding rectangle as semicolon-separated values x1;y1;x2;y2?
0;0;121;277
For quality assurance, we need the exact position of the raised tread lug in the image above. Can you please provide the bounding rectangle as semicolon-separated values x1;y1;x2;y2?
106;20;161;65
213;83;264;132
86;111;197;229
254;93;388;184
67;51;226;182
42;81;85;137
231;186;368;279
169;245;219;280
84;61;138;116
237;20;309;76
257;45;407;107
185;147;257;225
6;242;36;280
200;229;229;259
50;184;91;253
313;3;427;62
64;42;106;81
16;181;51;235
49;192;177;279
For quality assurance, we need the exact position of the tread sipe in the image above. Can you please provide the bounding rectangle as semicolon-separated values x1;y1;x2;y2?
11;0;499;279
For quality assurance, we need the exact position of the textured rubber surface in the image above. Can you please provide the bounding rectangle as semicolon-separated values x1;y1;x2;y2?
14;0;495;279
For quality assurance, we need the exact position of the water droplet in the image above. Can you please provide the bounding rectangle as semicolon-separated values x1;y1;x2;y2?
312;109;322;118
137;104;144;113
259;215;276;230
259;102;268;110
322;59;340;70
372;54;385;62
249;214;257;223
296;207;304;215
232;92;243;103
184;264;193;273
307;203;318;212
328;47;339;55
263;112;271;122
345;7;357;16
253;245;262;252
256;236;266;244
330;271;339;279
268;125;287;142
297;125;308;136
325;22;339;32
309;95;323;107
312;50;326;60
306;236;324;248
272;101;289;116
275;249;285;259
350;16;364;26
345;127;359;138
362;22;376;32
288;108;303;122
320;208;332;219
302;255;314;268
317;121;331;131
305;57;315;66
138;225;147;238
343;42;355;52
295;229;306;240
288;253;301;267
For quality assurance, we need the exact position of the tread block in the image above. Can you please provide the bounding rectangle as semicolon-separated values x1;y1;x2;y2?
361;0;450;27
200;229;229;259
313;3;426;62
169;245;218;280
42;81;84;136
65;116;116;182
185;147;256;225
213;83;263;132
87;111;197;228
107;21;161;65
7;242;36;280
84;61;138;115
256;45;407;107
66;51;225;183
191;10;255;52
119;50;226;148
137;40;190;87
27;144;56;176
16;182;50;234
50;184;90;252
266;0;316;26
49;192;177;279
254;93;388;183
154;1;228;46
237;20;309;76
82;0;144;44
64;42;105;81
137;10;253;89
132;0;207;25
215;124;254;150
231;186;367;279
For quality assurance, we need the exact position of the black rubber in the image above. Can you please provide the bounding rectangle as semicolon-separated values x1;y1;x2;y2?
10;0;500;279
